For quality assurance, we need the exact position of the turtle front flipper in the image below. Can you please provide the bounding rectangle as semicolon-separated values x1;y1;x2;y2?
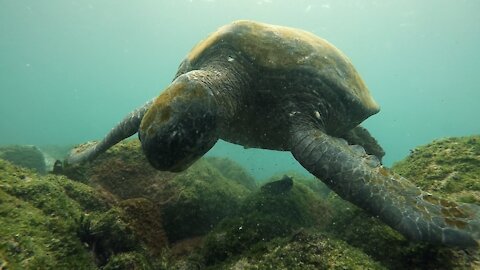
290;128;480;247
341;126;385;162
65;99;154;165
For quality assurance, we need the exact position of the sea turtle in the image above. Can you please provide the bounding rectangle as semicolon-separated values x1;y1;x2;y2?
66;20;479;247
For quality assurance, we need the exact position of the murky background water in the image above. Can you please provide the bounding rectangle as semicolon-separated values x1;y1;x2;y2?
1;0;479;179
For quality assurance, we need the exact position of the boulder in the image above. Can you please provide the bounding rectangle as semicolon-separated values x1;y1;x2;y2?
0;145;46;173
0;158;167;269
203;176;330;265
393;135;480;204
64;139;253;242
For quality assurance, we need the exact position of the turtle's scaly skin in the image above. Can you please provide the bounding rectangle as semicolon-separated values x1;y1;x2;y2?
66;21;480;247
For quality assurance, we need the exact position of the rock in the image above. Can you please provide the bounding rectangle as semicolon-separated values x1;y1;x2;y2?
102;252;150;270
0;158;167;269
205;157;257;191
392;135;480;204
258;171;331;199
5;136;478;269
260;175;293;194
222;231;385;269
321;135;480;269
203;176;331;265
0;159;101;269
324;194;424;269
119;198;168;254
0;145;47;173
391;135;480;268
63;139;253;242
325;194;480;269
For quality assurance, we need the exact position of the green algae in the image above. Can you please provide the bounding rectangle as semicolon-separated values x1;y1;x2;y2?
160;159;251;242
205;156;257;191
250;232;385;270
210;231;385;270
119;198;168;254
75;204;168;269
76;209;140;266
0;159;96;269
0;145;46;174
203;176;331;265
392;135;480;204
324;193;480;269
0;158;169;269
64;139;252;243
319;135;480;269
3;135;479;269
102;252;150;270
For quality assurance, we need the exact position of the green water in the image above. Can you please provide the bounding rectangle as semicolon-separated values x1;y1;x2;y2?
1;0;479;179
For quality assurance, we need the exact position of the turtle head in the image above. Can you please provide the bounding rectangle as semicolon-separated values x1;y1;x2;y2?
138;77;218;172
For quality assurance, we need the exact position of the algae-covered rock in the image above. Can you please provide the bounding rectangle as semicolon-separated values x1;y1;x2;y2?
258;171;331;199
321;135;480;269
260;175;293;194
324;194;458;269
203;176;331;265
76;203;169;269
119;198;168;254
77;209;139;265
0;159;99;269
218;231;385;270
5;134;480;269
102;252;150;270
205;157;257;191
0;145;47;174
390;135;480;269
160;159;251;242
0;188;95;269
326;196;480;269
64;139;253;242
392;135;480;204
0;158;168;269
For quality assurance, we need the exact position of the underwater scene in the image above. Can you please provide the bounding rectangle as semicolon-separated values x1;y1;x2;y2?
1;0;480;269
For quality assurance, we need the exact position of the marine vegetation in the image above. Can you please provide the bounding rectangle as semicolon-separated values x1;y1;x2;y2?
324;135;480;269
0;158;168;269
64;139;253;243
205;157;257;191
214;231;386;270
1;135;480;269
393;136;480;204
0;145;47;174
65;20;480;247
203;175;331;265
202;136;480;269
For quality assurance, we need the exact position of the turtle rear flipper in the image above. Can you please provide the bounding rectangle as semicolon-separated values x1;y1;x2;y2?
291;128;480;247
65;98;154;165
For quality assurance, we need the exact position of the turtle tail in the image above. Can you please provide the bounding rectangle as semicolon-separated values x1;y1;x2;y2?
291;128;480;247
65;99;154;165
